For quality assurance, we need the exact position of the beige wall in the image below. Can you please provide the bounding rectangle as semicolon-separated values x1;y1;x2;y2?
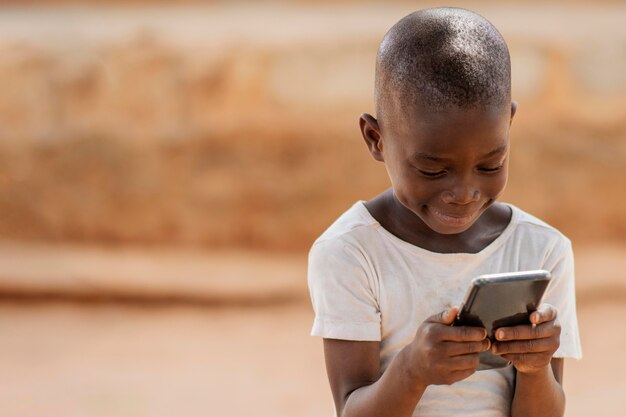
0;3;624;249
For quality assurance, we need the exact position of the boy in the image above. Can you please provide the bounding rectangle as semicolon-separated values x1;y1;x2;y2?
307;7;582;417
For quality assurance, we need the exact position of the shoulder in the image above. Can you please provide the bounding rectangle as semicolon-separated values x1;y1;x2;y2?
509;204;571;245
307;204;382;322
308;201;382;275
507;203;573;261
313;201;378;244
310;201;380;257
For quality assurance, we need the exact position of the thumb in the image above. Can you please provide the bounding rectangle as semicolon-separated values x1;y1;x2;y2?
427;306;458;325
531;303;557;324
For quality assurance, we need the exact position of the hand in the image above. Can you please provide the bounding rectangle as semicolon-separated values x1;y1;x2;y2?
404;307;490;387
491;303;561;374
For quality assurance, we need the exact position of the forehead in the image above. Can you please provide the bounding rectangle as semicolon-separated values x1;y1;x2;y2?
383;103;511;156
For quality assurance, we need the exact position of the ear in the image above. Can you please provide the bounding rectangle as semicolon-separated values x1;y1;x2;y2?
359;113;384;162
509;101;517;125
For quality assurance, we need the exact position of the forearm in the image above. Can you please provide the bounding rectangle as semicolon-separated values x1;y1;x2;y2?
511;365;565;417
341;347;427;417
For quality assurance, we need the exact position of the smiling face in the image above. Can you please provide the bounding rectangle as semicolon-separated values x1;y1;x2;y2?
361;102;515;236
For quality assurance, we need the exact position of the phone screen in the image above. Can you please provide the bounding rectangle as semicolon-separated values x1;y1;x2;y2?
454;270;551;369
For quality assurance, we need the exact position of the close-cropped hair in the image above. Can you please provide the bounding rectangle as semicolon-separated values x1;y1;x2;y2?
375;7;511;119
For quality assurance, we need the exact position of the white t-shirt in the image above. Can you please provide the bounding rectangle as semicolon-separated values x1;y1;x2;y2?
308;201;582;417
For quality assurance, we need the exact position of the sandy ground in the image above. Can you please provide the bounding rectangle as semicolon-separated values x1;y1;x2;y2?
0;299;623;417
0;303;329;417
0;243;624;416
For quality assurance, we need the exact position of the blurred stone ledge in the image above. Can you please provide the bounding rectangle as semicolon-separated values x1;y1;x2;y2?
0;240;308;306
0;4;623;144
0;3;623;252
0;240;622;307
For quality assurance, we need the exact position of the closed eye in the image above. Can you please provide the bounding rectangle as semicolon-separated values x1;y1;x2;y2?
478;165;504;173
418;169;447;178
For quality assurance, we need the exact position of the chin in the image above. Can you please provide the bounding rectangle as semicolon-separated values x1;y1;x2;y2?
426;220;476;235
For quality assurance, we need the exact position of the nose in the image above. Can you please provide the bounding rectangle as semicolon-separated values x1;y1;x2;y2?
441;182;480;205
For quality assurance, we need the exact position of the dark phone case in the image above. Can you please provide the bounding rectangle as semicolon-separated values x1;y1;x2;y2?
454;270;551;370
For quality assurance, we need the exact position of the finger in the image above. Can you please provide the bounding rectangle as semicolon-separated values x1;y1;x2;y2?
495;320;560;341
439;325;487;342
491;337;556;355
445;339;491;356
426;307;459;325
530;304;557;325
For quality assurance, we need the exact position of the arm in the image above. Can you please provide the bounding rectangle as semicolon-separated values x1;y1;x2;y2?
324;308;490;417
511;358;564;417
491;304;565;417
324;339;427;417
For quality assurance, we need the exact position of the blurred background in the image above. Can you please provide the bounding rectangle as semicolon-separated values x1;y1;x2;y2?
0;1;624;416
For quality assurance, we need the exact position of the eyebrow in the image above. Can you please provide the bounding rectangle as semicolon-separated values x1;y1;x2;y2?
414;144;508;162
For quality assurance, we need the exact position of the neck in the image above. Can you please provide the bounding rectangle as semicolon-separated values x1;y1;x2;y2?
365;189;509;254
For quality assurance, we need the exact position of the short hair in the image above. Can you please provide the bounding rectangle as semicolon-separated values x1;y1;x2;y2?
375;8;511;119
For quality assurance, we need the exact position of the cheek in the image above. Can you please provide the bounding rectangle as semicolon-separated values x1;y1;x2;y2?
394;184;426;215
485;168;509;197
382;151;411;190
391;168;435;205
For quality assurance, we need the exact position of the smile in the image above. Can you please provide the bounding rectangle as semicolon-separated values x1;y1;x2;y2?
430;207;478;228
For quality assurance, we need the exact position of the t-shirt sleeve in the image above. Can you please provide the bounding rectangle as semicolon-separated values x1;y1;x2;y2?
307;238;381;341
542;237;583;359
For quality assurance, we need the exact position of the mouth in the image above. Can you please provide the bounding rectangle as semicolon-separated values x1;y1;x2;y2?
429;207;479;228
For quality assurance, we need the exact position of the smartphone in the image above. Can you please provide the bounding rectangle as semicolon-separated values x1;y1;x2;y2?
454;270;551;370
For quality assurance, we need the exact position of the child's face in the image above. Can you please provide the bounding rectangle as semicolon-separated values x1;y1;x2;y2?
367;103;515;235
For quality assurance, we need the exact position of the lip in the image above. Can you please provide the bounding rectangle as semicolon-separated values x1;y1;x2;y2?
429;207;478;228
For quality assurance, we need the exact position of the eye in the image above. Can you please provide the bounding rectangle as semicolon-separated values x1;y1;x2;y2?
478;164;504;173
418;169;447;178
